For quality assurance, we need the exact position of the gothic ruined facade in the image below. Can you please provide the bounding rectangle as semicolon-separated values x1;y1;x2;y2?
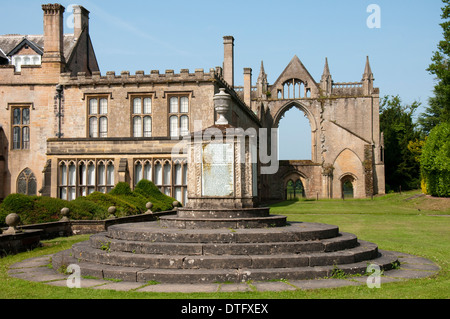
0;4;385;205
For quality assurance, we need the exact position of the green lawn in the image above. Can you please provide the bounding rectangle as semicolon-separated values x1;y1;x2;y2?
0;190;448;299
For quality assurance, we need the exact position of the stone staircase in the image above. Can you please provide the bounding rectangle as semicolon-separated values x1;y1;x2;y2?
52;207;399;283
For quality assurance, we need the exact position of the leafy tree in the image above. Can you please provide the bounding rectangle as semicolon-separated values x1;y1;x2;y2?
419;0;450;134
380;95;422;191
420;122;450;197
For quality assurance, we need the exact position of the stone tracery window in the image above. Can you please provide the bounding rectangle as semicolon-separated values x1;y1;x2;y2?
133;158;188;205
59;159;114;200
17;168;37;195
12;106;30;150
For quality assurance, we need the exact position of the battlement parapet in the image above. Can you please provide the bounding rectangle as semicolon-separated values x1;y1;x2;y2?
59;68;218;86
331;82;363;96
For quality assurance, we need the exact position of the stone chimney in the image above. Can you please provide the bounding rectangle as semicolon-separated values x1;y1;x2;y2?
73;5;90;39
42;3;65;69
223;36;234;87
243;68;252;107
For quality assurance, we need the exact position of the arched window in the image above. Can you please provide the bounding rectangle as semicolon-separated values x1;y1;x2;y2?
154;161;163;186
163;161;172;196
17;168;37;196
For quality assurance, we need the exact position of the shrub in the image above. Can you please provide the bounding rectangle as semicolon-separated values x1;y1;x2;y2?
420;122;450;197
0;180;178;226
1;193;34;213
134;179;176;211
82;192;139;219
109;182;133;196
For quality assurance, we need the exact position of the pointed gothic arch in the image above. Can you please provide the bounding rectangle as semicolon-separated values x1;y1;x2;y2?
17;167;37;196
273;101;318;162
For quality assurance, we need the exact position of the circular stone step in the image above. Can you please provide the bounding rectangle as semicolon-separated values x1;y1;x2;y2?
106;221;340;243
51;248;399;283
70;237;375;269
50;215;400;284
176;207;271;219
159;214;287;229
88;231;359;256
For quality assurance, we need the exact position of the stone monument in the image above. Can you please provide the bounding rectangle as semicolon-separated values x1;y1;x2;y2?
160;88;286;229
52;89;399;283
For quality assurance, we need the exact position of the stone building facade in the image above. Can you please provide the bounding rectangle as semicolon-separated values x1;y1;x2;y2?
0;3;384;205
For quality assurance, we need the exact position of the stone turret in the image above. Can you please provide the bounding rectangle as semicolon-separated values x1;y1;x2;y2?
256;61;268;99
362;56;374;95
320;57;332;97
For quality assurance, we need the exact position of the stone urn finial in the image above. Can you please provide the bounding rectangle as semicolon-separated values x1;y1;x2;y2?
213;88;231;125
60;207;70;222
107;206;117;219
4;213;22;235
172;201;180;209
145;202;153;214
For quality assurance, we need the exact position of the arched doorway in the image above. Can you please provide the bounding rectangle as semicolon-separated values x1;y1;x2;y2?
286;179;305;200
341;175;355;199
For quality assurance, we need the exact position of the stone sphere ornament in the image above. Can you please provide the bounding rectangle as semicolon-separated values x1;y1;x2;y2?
145;202;153;213
4;213;22;235
107;206;117;219
60;207;70;222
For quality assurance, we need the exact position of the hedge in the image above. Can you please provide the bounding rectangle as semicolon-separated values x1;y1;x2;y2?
420;122;450;197
0;180;177;227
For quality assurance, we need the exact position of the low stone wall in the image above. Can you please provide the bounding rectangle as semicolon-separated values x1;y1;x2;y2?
0;230;42;256
0;210;177;255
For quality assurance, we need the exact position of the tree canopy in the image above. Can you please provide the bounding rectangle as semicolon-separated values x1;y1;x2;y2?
419;0;450;133
380;95;421;192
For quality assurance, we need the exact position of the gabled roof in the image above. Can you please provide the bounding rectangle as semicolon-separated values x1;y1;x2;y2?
0;34;77;60
7;37;44;56
0;48;7;60
272;55;318;88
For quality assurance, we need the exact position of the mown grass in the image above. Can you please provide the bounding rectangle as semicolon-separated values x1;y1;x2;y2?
0;190;448;299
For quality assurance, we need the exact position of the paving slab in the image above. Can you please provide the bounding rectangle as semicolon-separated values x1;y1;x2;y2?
383;269;438;280
7;250;441;293
9;256;51;269
136;283;219;293
289;278;362;290
251;281;297;291
217;283;253;292
92;281;148;291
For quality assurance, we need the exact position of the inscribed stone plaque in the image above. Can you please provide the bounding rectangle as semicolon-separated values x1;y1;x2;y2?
202;143;234;196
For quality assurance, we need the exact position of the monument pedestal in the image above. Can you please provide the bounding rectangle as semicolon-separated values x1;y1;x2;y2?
52;88;399;283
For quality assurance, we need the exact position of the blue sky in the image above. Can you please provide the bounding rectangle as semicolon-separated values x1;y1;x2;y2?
1;0;444;159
